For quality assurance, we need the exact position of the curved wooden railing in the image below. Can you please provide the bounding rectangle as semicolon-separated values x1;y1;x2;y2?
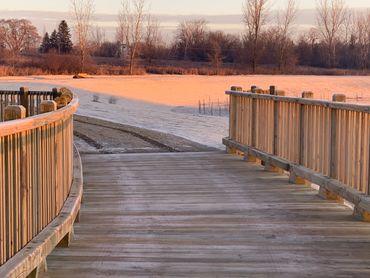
223;86;370;221
0;88;79;271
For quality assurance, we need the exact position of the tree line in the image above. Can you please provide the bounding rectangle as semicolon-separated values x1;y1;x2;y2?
0;0;369;75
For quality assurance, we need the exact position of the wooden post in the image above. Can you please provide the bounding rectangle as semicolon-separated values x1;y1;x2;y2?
251;97;257;148
269;86;276;95
290;92;314;185
272;89;285;156
57;227;74;248
230;95;237;140
20;87;29;117
322;94;347;202
52;87;61;99
4;105;26;121
332;94;346;102
330;94;346;179
40;100;57;114
302;91;314;99
230;86;243;92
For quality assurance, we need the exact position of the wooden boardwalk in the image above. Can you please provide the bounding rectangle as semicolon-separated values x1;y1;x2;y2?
43;152;370;277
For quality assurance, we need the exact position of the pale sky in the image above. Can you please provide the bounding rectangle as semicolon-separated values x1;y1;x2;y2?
1;0;369;15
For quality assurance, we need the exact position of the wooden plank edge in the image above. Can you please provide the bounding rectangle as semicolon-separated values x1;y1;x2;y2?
0;145;83;278
223;137;370;222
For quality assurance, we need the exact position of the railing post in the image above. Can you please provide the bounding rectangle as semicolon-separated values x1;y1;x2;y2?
4;105;26;121
251;97;257;148
272;87;283;156
329;94;346;180
40;100;57;114
290;92;314;185
227;88;238;154
299;92;314;165
319;94;347;202
52;87;61;99
269;85;276;95
20;87;29;117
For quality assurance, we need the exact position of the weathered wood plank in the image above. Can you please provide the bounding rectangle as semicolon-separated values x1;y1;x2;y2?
43;152;370;278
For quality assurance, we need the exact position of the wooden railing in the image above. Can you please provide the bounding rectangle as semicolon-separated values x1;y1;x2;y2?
223;86;370;221
0;88;79;267
0;88;60;120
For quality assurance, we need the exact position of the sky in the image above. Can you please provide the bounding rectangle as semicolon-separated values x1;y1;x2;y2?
1;0;369;15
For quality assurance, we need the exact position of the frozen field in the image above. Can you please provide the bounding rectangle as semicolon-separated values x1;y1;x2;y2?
0;74;369;149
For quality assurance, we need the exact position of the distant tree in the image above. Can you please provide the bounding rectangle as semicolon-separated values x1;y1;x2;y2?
94;41;121;57
71;0;94;72
39;32;51;53
275;0;298;71
49;30;59;51
207;31;227;72
242;0;270;72
175;19;208;61
58;20;73;54
117;0;147;75
0;19;40;56
316;0;347;68
142;16;162;64
355;11;370;70
91;26;105;54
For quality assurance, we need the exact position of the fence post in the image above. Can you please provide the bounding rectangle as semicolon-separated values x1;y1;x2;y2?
20;87;29;117
318;94;347;201
52;88;61;99
329;94;346;179
227;89;238;154
40;100;57;114
272;87;283;156
265;88;285;172
269;85;276;95
290;92;314;184
4;105;26;121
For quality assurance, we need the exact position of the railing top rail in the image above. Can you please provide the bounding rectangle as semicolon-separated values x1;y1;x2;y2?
226;90;370;113
0;90;60;95
0;95;79;137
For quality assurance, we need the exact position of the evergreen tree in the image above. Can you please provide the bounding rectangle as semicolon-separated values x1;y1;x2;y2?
49;30;59;52
39;32;51;53
57;20;73;54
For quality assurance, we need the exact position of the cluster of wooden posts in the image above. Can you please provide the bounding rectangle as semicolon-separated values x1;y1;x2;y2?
198;98;229;116
224;85;370;221
0;88;79;272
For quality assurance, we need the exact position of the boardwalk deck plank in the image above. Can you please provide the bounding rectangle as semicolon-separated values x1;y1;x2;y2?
42;152;370;278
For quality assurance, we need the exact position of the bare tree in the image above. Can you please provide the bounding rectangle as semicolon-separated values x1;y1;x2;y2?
207;31;226;73
355;11;370;70
91;25;106;54
117;0;146;75
71;0;94;72
176;19;208;60
316;0;346;68
142;15;162;64
242;0;270;72
0;19;40;57
275;0;298;71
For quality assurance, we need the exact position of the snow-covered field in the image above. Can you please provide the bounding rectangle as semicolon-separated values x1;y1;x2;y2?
0;75;369;149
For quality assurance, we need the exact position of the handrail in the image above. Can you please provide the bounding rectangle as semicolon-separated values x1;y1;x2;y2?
224;88;370;220
0;89;79;267
0;88;61;120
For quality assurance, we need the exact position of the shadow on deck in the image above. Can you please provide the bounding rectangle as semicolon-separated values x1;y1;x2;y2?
42;152;370;278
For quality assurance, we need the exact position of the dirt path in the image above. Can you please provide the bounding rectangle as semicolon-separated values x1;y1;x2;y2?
74;115;217;154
